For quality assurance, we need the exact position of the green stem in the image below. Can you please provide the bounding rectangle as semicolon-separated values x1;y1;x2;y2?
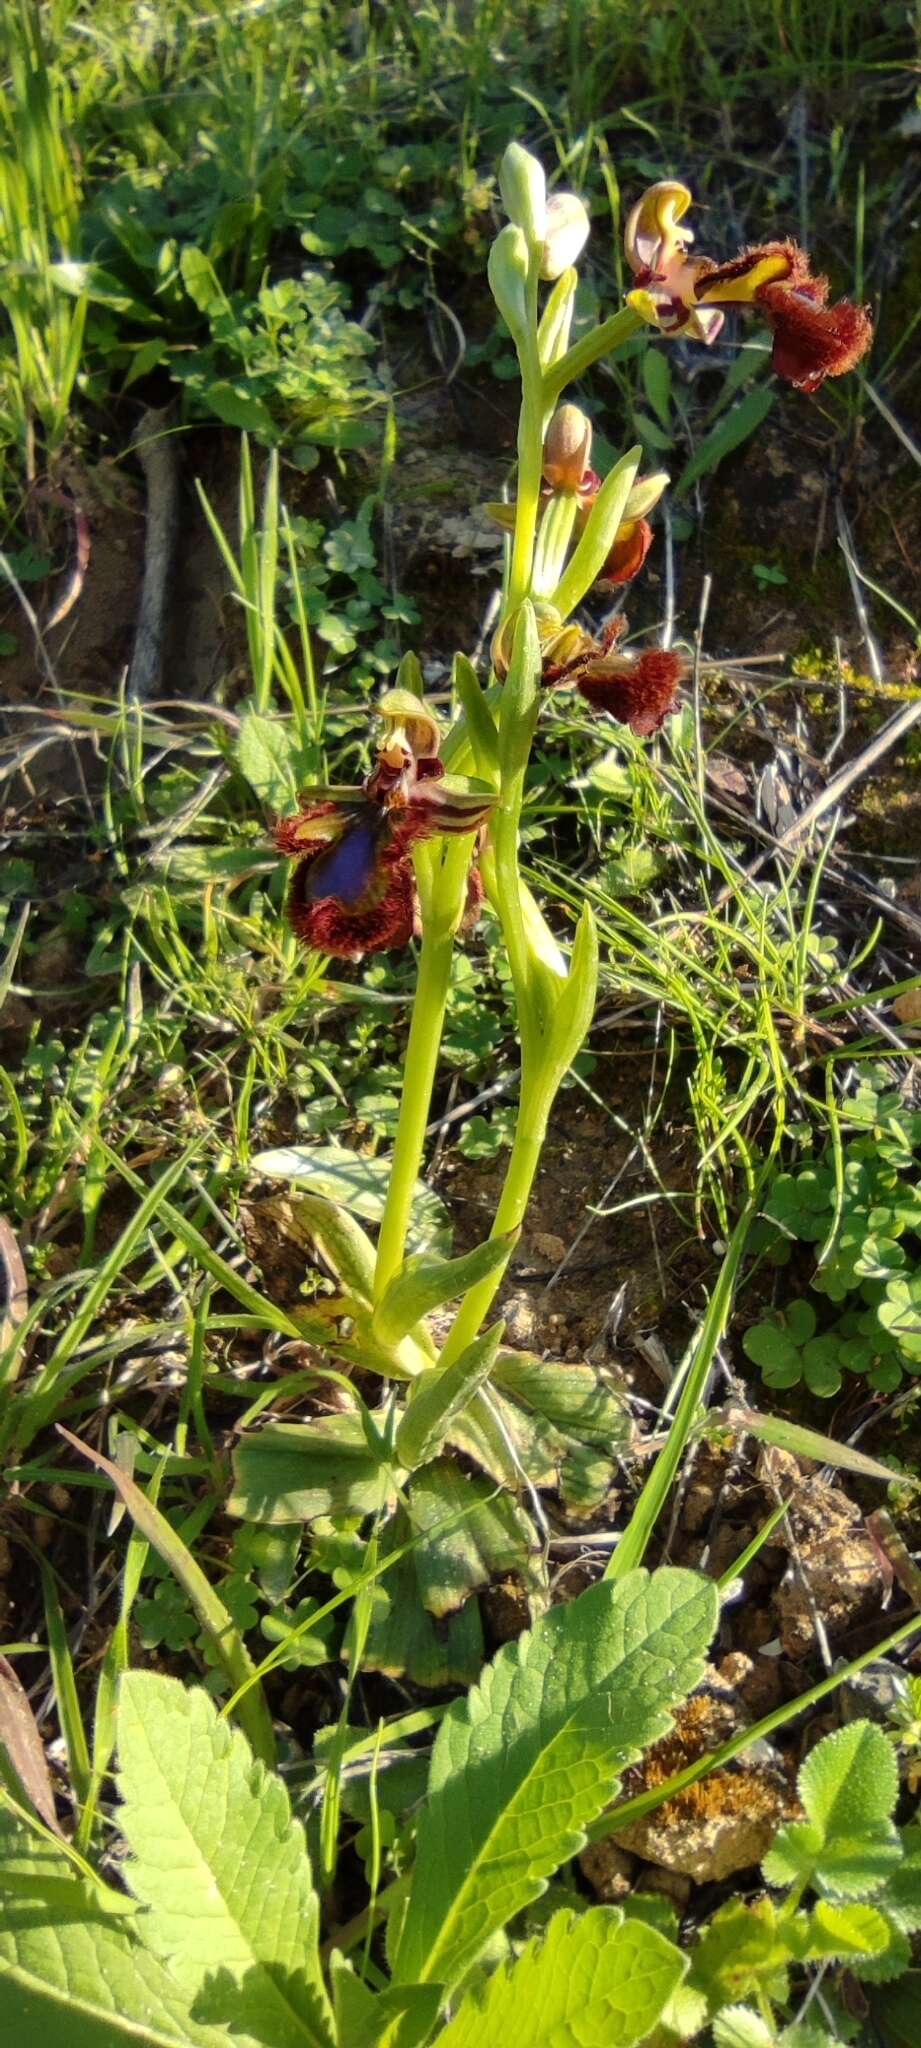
438;1077;551;1369
373;840;470;1300
543;304;644;407
506;273;545;614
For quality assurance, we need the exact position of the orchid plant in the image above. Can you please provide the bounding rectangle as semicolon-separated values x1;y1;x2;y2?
267;146;872;1500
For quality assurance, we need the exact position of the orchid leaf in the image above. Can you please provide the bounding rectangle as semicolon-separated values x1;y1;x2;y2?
373;1234;516;1350
395;1323;505;1468
229;1413;395;1524
436;1905;686;2047
392;1568;717;1992
251;1144;451;1254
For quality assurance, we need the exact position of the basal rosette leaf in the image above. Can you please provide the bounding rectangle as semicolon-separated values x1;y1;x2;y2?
116;1672;335;2048
435;1905;686;2047
392;1568;717;1994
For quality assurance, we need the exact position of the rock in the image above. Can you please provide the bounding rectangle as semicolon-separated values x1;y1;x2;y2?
579;1840;636;1901
637;1867;692;1909
611;1667;797;1884
771;1477;885;1658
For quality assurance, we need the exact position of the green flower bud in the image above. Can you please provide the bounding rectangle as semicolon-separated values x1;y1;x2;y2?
539;193;590;280
488;223;531;341
624;470;670;519
498;141;547;244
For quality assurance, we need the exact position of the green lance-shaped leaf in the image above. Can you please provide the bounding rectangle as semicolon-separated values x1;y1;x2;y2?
549;445;640;619
58;1429;275;1767
372;1233;517;1351
396;1323;505;1470
674;384;774;498
0;1807;231;2047
392;1567;717;1993
540;901;599;1094
229;1411;395;1524
763;1720;901;1900
488;224;531;342
497;599;541;787
116;1673;335;2048
436;1904;686;2048
451;653;500;784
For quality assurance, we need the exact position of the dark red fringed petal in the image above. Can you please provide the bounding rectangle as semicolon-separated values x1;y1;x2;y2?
756;283;873;393
287;847;416;959
596;518;654;589
577;650;685;737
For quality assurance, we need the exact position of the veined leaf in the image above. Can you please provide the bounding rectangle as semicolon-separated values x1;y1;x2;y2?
373;1235;516;1351
229;1412;395;1524
392;1568;716;1992
0;1810;229;2046
436;1905;685;2047
252;1145;451;1255
117;1673;335;2048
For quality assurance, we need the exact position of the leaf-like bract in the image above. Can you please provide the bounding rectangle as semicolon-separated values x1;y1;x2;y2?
116;1672;335;2047
392;1568;716;1992
373;1235;516;1351
435;1905;685;2047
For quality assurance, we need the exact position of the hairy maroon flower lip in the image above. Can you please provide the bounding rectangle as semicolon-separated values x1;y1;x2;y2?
274;706;495;960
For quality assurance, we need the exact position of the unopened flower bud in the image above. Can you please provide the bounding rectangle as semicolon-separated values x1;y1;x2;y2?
498;142;547;244
488;223;530;340
539;193;590;280
623;471;670;520
542;404;593;492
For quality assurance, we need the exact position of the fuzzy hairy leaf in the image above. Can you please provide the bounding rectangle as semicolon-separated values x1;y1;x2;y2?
712;2012;775;2048
0;1810;230;2047
392;1568;716;1992
762;1721;900;1899
116;1673;335;2048
435;1905;685;2047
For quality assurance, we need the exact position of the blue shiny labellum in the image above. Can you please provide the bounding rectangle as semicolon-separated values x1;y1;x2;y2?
303;808;389;908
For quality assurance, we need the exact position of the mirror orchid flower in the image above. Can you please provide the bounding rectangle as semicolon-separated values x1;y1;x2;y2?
625;181;873;393
492;605;686;738
274;690;494;960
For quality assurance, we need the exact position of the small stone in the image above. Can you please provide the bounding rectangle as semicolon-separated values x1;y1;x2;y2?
580;1839;636;1901
638;1867;692;1909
